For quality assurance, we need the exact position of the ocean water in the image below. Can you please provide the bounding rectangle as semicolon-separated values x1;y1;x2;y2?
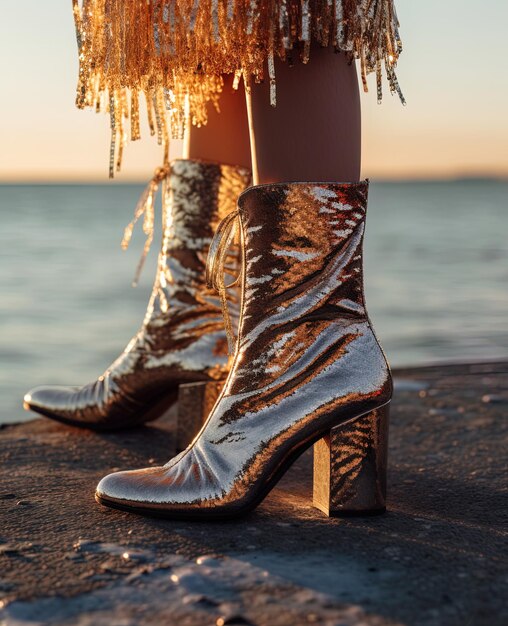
1;181;507;424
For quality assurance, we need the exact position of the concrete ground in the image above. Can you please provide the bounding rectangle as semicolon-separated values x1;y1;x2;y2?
0;362;506;626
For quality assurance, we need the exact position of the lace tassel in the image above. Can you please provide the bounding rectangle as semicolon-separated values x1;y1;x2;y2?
121;164;171;286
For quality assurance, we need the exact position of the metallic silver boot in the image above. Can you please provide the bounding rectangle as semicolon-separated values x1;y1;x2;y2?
95;180;392;516
24;159;251;430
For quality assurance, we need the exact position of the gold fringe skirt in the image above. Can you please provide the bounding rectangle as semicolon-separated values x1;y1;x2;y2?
73;0;403;176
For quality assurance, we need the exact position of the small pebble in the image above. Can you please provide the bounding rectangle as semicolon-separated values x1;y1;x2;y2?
196;555;221;567
482;394;506;404
0;545;21;557
100;560;121;572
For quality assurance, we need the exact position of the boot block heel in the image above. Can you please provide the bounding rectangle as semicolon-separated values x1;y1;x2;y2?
313;403;390;517
177;381;226;451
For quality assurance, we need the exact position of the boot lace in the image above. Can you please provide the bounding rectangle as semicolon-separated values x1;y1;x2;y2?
205;210;241;354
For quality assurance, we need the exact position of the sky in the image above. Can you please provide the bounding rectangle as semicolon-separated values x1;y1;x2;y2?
0;1;507;182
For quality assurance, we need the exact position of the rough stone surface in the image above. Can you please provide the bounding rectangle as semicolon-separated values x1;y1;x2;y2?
0;362;506;625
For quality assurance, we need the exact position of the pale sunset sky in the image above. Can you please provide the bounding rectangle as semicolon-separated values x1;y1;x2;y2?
0;1;507;182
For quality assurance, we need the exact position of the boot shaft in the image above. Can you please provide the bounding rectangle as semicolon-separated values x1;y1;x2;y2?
237;181;369;336
149;159;251;320
224;180;391;401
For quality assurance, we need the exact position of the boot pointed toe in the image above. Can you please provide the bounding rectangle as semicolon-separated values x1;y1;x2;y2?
96;465;186;513
24;385;81;416
96;469;148;505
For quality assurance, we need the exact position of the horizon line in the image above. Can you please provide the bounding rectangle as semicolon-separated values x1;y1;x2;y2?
1;174;507;185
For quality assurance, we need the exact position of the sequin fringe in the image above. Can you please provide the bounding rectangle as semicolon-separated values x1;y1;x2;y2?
73;0;403;175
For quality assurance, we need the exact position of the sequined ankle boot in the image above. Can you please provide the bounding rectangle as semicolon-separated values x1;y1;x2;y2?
24;159;251;430
95;180;392;517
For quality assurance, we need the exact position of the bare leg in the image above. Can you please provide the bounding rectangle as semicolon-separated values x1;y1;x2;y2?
248;47;361;184
184;75;251;169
